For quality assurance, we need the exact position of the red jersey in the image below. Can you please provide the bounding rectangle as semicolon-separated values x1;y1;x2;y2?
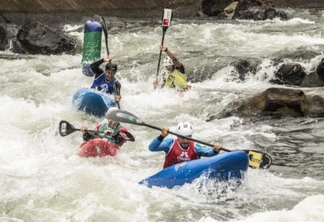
163;139;198;169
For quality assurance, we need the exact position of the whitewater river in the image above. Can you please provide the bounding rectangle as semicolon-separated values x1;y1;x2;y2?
1;8;324;222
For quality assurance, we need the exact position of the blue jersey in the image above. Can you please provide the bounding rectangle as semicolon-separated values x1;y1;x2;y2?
149;137;218;158
90;73;120;95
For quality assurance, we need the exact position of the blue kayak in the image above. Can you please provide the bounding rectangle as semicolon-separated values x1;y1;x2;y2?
72;88;116;117
139;151;249;189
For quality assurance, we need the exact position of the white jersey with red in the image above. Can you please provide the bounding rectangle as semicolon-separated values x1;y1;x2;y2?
163;140;198;169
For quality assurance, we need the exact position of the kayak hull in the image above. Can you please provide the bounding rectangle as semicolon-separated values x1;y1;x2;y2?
139;151;249;189
72;88;116;117
78;139;120;157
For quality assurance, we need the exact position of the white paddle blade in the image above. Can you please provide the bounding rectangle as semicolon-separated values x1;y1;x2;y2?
107;108;144;125
162;8;172;27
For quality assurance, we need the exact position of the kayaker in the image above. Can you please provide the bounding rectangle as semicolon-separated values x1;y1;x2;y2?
148;122;222;169
82;55;121;103
80;109;133;147
153;45;190;91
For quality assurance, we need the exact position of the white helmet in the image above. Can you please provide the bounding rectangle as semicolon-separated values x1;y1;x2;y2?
106;107;119;120
176;122;193;137
163;56;174;67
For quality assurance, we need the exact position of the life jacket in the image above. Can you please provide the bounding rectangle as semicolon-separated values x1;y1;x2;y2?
92;74;118;94
96;122;122;144
163;140;198;169
100;77;117;94
165;69;188;89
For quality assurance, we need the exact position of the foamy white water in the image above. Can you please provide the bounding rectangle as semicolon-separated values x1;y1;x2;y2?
1;8;324;222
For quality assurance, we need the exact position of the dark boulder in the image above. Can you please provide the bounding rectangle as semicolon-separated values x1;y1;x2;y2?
233;0;288;20
236;87;307;117
0;23;20;51
315;58;324;82
14;21;76;55
271;63;306;85
300;71;324;87
208;87;324;120
229;59;260;81
270;59;324;87
0;25;9;51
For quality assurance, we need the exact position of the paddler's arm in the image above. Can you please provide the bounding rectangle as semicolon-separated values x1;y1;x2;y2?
175;64;185;75
194;142;222;157
89;56;110;78
148;137;174;153
148;127;173;153
160;45;182;68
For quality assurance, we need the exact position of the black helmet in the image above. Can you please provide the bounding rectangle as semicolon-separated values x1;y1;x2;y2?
105;63;118;72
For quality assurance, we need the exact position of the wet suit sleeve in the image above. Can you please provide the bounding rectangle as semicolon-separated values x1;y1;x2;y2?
148;137;174;153
194;142;218;158
90;58;105;78
176;64;185;75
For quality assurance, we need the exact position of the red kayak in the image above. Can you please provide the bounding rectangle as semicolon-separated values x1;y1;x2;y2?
77;139;120;157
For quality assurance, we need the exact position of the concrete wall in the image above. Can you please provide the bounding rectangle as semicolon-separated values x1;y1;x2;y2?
0;0;322;25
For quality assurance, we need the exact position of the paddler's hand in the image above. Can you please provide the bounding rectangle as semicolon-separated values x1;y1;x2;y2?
161;127;169;137
115;95;121;102
103;55;112;62
213;143;222;153
153;80;158;89
80;126;87;133
104;130;113;135
159;45;167;52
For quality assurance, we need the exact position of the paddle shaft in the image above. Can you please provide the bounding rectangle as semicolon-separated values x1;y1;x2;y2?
156;29;167;81
101;16;109;56
107;109;272;169
114;82;121;109
155;8;172;82
142;122;274;169
75;128;101;134
142;122;231;152
101;16;120;109
73;128;126;137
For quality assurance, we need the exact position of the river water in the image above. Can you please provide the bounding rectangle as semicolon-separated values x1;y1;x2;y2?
1;8;324;222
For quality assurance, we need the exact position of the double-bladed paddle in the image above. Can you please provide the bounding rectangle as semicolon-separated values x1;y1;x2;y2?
107;109;272;169
59;120;135;142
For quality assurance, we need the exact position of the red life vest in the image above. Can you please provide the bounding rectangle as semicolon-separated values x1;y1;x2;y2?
163;139;198;169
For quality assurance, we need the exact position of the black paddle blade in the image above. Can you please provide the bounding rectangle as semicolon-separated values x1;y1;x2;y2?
245;150;272;169
100;16;109;55
107;109;144;126
59;120;78;137
119;131;135;142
